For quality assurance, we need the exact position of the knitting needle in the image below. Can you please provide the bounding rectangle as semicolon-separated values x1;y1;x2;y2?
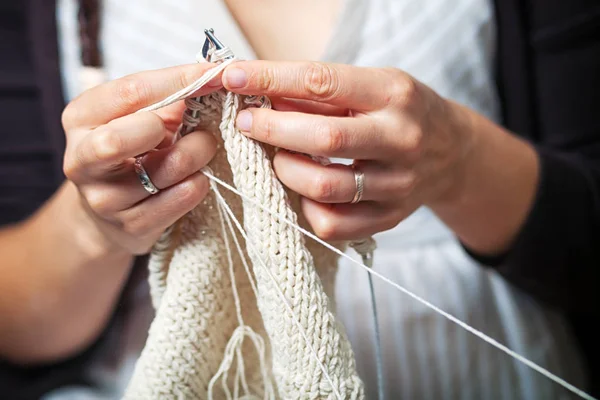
179;29;234;137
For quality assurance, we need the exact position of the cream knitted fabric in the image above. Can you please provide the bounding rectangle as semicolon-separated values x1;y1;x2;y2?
124;84;364;398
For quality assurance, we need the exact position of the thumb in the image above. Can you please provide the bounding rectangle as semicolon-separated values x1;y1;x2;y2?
63;63;222;131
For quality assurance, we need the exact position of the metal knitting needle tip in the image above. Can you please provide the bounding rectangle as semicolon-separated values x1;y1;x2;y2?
204;28;225;50
203;28;234;61
181;29;234;137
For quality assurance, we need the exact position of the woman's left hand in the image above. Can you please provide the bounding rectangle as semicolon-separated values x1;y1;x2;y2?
222;61;476;240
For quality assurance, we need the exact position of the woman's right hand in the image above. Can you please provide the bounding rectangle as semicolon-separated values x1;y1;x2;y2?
62;63;222;255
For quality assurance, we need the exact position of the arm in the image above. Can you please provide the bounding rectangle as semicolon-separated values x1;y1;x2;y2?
0;181;132;364
0;62;221;364
444;0;600;312
221;60;599;314
431;107;600;314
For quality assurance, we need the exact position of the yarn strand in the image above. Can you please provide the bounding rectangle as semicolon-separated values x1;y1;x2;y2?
202;168;597;400
210;178;343;400
127;35;363;399
137;57;235;113
132;38;595;400
207;177;274;399
350;238;385;400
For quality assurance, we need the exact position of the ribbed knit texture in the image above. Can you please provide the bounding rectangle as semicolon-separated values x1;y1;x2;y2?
54;1;588;399
123;91;363;399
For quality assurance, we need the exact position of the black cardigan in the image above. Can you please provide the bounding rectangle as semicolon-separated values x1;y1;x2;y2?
0;0;598;397
491;1;600;394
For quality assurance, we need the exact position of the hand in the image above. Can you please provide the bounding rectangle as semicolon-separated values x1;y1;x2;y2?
62;64;223;255
222;61;476;240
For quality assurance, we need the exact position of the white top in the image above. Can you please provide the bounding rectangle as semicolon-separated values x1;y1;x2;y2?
51;0;587;399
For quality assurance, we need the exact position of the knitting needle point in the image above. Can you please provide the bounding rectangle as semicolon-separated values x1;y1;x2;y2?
181;29;234;137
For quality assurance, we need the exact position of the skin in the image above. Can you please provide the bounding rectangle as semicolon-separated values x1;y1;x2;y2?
223;0;342;61
221;61;539;254
0;63;223;363
0;2;538;364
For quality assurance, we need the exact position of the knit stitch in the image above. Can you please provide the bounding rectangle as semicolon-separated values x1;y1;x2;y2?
124;85;364;399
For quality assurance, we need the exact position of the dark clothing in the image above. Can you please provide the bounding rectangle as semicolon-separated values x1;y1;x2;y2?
0;1;64;226
0;0;598;398
0;1;95;399
487;1;600;394
492;0;600;314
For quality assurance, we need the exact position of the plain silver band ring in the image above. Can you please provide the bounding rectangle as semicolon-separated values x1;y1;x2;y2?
350;164;365;204
134;156;159;195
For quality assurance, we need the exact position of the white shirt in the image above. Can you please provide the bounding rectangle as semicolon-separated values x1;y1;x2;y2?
52;0;588;399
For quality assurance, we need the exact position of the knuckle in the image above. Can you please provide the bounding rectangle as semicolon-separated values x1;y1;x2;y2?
61;103;81;131
257;67;278;92
400;127;424;155
177;69;195;94
392;172;417;197
258;112;276;143
62;151;82;181
123;209;148;237
304;62;340;99
84;189;113;217
317;121;345;156
179;175;209;204
388;71;418;108
116;77;151;110
314;216;339;241
144;111;166;135
91;126;123;163
310;172;335;202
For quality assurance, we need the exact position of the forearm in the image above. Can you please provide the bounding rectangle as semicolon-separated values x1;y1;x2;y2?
0;181;134;364
430;102;540;256
431;106;600;311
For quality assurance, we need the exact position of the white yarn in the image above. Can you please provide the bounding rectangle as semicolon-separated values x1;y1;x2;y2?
207;183;274;400
123;43;595;400
211;179;342;399
202;170;598;400
138;55;235;114
125;51;364;398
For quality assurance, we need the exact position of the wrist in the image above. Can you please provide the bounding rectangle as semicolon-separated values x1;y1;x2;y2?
427;99;480;209
10;182;135;362
428;104;540;254
60;182;132;261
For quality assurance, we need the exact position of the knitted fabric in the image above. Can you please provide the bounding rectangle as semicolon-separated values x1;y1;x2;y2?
123;88;364;399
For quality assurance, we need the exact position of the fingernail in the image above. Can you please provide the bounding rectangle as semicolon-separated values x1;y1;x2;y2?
236;110;253;132
225;68;247;88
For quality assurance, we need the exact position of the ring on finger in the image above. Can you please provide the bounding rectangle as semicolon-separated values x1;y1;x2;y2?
134;155;160;195
350;163;365;204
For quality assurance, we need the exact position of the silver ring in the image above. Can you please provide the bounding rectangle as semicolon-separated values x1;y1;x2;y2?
134;156;159;195
350;164;365;204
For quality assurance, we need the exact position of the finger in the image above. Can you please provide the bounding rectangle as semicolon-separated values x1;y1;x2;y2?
152;100;188;133
236;108;392;159
62;63;223;130
271;97;350;117
223;61;402;111
273;151;417;203
301;199;400;241
79;130;217;214
66;111;169;180
155;129;178;149
117;171;209;239
122;130;217;208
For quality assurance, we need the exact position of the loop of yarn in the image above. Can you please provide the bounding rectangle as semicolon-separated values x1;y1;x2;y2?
124;51;365;398
206;176;275;400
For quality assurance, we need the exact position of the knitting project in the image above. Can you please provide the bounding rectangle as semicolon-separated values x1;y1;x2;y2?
123;38;365;400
